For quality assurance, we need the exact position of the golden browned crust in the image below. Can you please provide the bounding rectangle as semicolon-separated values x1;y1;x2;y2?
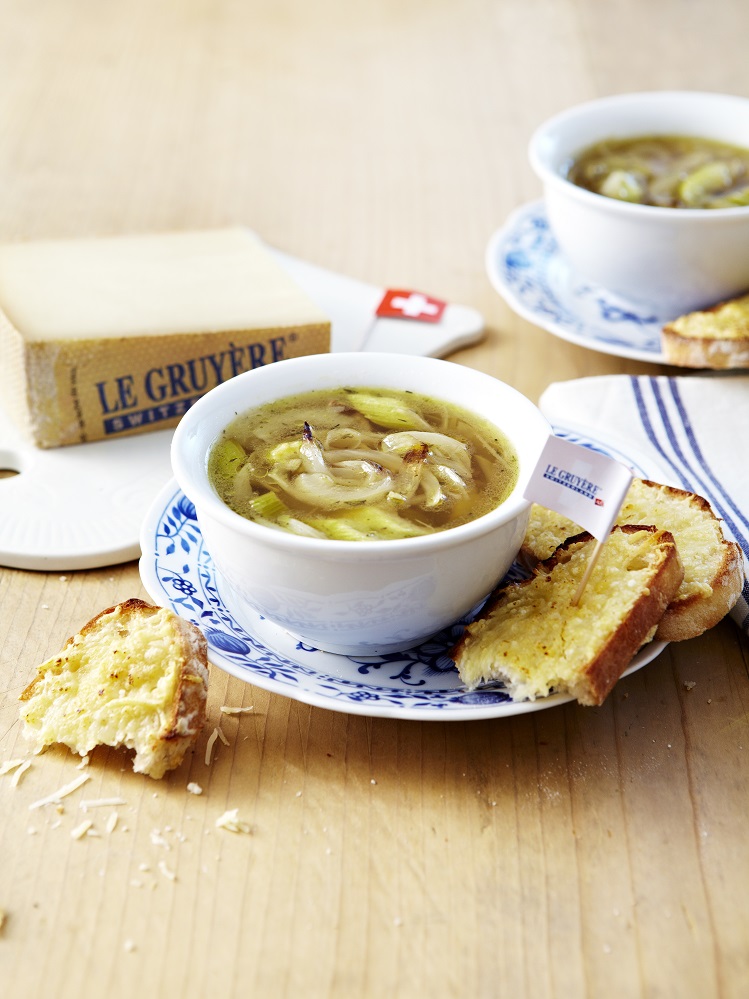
519;480;743;642
570;527;684;704
453;526;684;707
655;539;743;641
662;295;749;369
661;327;749;368
19;598;209;779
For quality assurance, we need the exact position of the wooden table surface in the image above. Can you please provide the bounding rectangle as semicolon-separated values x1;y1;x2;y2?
1;1;748;996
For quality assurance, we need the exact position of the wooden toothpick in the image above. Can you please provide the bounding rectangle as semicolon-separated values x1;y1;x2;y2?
571;536;606;606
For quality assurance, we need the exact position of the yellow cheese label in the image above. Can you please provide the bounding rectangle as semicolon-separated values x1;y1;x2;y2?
0;228;332;448
20;323;330;448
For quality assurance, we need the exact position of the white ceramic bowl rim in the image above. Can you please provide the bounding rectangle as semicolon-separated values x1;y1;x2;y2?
171;354;549;561
529;90;749;220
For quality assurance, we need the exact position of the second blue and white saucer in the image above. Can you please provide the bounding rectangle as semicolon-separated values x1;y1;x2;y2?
486;201;668;362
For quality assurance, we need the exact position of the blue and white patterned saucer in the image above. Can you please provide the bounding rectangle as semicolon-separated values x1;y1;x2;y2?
138;428;666;721
486;201;668;362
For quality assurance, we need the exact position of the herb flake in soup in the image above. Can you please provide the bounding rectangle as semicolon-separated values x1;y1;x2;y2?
565;134;749;208
208;387;519;540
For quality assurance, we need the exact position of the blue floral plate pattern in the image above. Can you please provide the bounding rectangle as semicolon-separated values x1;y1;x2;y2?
139;429;667;721
486;201;668;363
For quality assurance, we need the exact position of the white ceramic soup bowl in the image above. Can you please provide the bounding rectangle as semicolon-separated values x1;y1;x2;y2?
529;91;749;315
171;352;550;656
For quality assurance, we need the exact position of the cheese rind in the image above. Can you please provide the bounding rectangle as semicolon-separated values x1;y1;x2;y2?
0;228;331;447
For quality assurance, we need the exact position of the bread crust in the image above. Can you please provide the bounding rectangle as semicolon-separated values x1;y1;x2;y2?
453;526;684;707
655;538;743;641
662;295;749;369
519;480;743;642
631;483;743;640
661;327;749;369
20;598;209;779
563;528;683;704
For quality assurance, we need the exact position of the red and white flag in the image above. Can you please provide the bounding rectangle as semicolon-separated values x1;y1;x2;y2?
524;435;633;541
375;289;447;323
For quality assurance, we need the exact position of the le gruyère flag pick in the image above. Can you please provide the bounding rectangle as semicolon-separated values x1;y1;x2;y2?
524;435;634;541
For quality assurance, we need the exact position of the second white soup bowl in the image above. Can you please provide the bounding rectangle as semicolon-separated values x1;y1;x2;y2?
171;352;551;656
529;90;749;314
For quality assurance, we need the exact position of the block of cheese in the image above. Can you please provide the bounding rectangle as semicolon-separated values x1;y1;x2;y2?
0;227;331;447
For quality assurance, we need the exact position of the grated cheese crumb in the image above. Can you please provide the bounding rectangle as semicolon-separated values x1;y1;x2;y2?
80;797;127;811
220;705;254;715
71;819;94;840
215;808;251;834
123;939;136;953
11;761;31;787
0;759;27;776
76;755;90;769
150;830;170;850
186;782;203;795
158;860;176;881
105;812;119;834
216;726;229;747
205;729;219;766
29;773;91;811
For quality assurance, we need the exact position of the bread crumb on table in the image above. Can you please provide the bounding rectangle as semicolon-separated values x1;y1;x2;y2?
215;808;251;834
150;829;170;850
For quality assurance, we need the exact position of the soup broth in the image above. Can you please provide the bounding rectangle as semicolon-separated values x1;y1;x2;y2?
565;134;749;208
208;386;519;540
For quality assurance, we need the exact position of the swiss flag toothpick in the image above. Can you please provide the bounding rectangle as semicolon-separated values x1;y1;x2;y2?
524;435;634;604
376;289;447;323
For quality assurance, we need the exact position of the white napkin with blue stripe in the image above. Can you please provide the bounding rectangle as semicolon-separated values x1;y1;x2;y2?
539;373;749;636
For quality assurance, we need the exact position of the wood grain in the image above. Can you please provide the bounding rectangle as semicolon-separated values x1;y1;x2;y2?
1;1;748;997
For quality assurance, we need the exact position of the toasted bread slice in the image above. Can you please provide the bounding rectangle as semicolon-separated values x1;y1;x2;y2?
19;599;209;779
453;526;684;706
661;294;749;369
520;479;743;642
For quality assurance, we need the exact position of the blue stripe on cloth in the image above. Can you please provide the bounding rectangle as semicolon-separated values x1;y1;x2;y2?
650;378;706;486
631;376;749;562
667;379;749;537
630;375;749;637
629;376;693;489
